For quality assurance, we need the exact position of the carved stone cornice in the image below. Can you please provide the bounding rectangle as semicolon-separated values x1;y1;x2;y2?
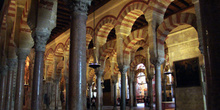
69;0;92;15
17;48;31;61
0;65;8;76
35;31;50;52
7;59;17;71
150;57;165;67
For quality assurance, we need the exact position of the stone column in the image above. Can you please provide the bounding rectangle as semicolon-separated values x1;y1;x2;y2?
5;59;17;110
14;49;30;110
29;0;57;109
119;66;129;110
128;70;134;109
147;74;154;110
111;75;118;110
0;65;8;110
151;58;164;110
96;69;103;110
31;32;50;110
133;76;137;107
68;1;91;110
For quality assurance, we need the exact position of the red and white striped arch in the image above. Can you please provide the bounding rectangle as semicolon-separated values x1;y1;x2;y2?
86;27;94;49
54;43;65;57
132;40;148;52
130;55;146;70
8;0;16;19
116;1;149;36
20;1;31;34
157;13;196;57
1;15;7;31
123;28;148;55
147;0;174;22
99;40;117;63
96;15;117;47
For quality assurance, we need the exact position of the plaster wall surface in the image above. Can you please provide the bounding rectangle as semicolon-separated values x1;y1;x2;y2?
166;27;204;110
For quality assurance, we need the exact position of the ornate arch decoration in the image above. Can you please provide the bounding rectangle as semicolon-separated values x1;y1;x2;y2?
147;0;174;23
45;48;54;61
156;13;196;58
130;55;146;71
86;27;94;49
54;43;65;57
64;37;70;51
99;40;117;65
20;1;31;34
132;40;148;52
47;64;53;78
124;27;148;54
116;1;149;36
95;15;117;47
123;27;148;65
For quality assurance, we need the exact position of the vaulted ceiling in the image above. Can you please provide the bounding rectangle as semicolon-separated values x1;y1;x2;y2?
48;0;193;44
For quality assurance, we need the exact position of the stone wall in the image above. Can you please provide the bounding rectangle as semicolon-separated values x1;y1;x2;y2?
166;27;204;110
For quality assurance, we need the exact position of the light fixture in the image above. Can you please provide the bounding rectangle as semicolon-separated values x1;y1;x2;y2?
89;9;100;69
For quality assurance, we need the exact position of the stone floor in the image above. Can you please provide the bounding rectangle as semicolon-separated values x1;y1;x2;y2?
102;103;152;110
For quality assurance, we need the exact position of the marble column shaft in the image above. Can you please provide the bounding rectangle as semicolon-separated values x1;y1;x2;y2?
129;78;134;109
147;76;154;110
155;65;162;110
120;72;126;110
68;1;91;110
15;49;30;110
96;73;103;110
133;79;137;107
0;65;8;110
31;50;45;110
5;59;17;110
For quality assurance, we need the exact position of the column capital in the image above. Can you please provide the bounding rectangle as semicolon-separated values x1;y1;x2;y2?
69;0;92;15
35;31;50;52
17;48;31;61
119;65;129;74
7;58;17;71
150;57;165;67
0;65;8;76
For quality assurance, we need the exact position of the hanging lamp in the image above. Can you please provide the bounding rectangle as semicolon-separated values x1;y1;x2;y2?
89;9;100;69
